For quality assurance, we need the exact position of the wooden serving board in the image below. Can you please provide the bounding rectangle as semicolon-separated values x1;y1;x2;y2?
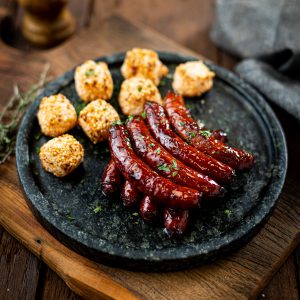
0;15;300;300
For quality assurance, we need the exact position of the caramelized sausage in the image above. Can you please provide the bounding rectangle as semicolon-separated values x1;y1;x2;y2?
121;180;141;207
164;208;189;236
126;116;222;198
164;92;255;170
101;158;123;197
144;102;235;183
109;123;201;209
139;195;158;223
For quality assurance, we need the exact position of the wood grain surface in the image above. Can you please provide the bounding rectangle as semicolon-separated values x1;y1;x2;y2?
0;2;300;299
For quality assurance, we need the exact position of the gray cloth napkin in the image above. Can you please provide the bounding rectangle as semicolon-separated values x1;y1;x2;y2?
211;0;300;121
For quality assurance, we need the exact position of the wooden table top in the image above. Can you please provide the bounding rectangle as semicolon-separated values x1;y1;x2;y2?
0;2;299;299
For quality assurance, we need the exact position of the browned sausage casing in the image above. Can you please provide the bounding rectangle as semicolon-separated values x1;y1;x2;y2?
121;180;141;207
164;92;255;170
126;116;222;198
164;208;189;236
139;195;158;223
109;123;202;209
144;102;235;183
101;158;123;197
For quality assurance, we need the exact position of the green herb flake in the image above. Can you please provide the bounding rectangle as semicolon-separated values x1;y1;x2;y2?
199;130;211;138
137;86;143;92
155;147;161;154
112;120;122;126
157;163;170;172
128;115;134;122
85;69;95;76
172;171;178;177
36;146;40;154
161;119;166;125
132;212;139;216
224;209;233;217
172;159;178;170
178;121;186;127
188;132;196;138
67;214;76;222
93;205;102;214
34;132;42;141
149;143;155;147
141;111;146;119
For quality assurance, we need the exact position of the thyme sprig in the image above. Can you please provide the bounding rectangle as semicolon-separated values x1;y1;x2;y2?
0;64;50;164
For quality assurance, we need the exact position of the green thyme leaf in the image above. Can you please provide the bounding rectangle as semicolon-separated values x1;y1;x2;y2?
188;132;196;138
132;212;139;216
172;171;178;177
93;205;102;213
155;147;161;154
137;86;143;92
112;120;122;126
199;130;211;138
85;69;95;76
224;209;233;217
149;143;155;147
128;115;134;122
172;159;178;170
67;214;75;222
141;111;146;119
178;121;186;126
157;163;170;172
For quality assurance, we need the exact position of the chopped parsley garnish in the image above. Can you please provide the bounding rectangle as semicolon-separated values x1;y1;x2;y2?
157;163;170;172
178;121;186;127
172;171;178;177
141;111;146;119
155;147;161;154
67;214;75;222
224;209;233;217
128;115;134;122
34;132;41;141
132;212;139;216
112;120;122;126
149;143;155;147
199;130;211;138
161;119;166;125
137;86;143;92
93;205;102;213
172;159;178;170
85;69;95;76
188;132;196;138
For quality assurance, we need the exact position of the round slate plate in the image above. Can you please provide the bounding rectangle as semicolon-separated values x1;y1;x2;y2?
16;52;287;271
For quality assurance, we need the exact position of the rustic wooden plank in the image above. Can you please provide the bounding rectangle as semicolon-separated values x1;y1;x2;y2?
0;225;41;300
0;15;299;300
38;264;83;300
258;254;299;300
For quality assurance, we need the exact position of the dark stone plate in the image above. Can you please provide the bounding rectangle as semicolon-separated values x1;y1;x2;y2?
16;52;287;271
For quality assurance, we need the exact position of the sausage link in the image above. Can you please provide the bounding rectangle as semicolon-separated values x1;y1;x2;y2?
101;158;123;197
109;123;201;209
164;208;189;236
121;180;141;207
127;116;222;198
139;195;158;223
144;102;235;183
164;92;255;170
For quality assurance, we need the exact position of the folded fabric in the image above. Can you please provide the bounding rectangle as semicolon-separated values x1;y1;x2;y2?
211;0;300;122
236;50;300;121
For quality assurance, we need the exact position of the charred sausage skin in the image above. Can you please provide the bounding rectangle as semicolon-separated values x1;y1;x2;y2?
127;116;222;198
109;123;202;209
101;158;123;197
144;102;235;183
164;208;189;236
121;180;141;207
164;92;255;170
139;195;158;223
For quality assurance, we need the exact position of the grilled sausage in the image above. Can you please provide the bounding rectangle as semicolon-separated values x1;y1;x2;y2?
126;116;222;198
139;195;158;223
101;158;123;197
164;92;255;170
164;208;189;236
121;180;141;207
144;102;235;183
109;123;201;209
